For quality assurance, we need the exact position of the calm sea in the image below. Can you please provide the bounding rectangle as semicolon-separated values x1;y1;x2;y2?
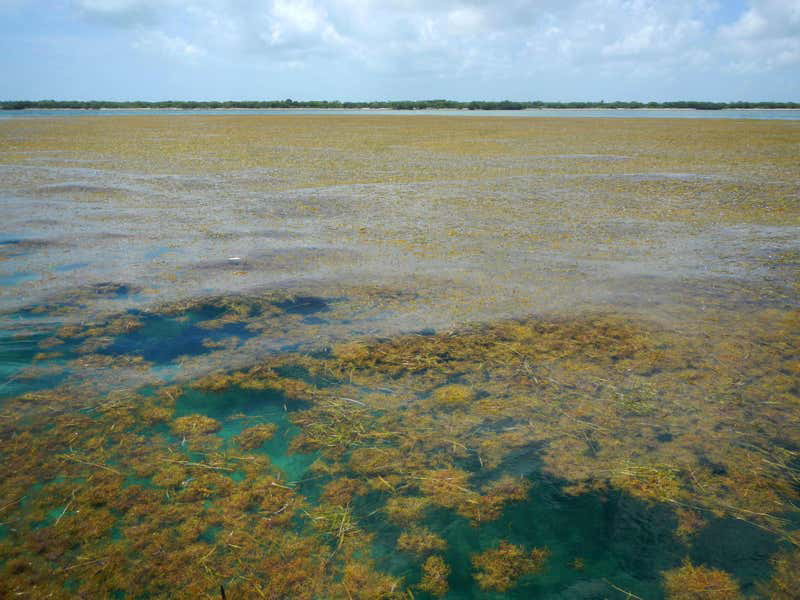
1;107;799;119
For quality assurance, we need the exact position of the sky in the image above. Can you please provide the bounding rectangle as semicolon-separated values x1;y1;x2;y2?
0;0;798;101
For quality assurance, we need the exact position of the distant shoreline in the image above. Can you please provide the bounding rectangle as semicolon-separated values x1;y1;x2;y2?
5;107;800;112
2;100;799;111
3;106;800;122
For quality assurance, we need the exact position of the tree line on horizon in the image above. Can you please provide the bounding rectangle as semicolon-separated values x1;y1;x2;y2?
2;99;798;111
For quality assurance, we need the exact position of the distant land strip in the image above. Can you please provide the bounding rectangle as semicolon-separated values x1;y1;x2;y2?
2;99;799;111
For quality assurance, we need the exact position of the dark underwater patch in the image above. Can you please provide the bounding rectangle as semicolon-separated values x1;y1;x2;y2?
99;306;255;364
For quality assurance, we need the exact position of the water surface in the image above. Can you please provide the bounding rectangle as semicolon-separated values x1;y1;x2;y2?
1;107;799;120
0;115;797;598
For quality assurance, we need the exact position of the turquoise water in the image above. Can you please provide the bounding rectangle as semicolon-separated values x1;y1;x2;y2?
176;387;317;483
0;271;38;286
99;308;255;364
1;113;797;597
54;262;89;272
0;297;796;598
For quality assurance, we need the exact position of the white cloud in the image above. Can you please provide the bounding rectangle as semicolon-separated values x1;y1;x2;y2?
133;30;206;60
724;6;770;38
446;7;485;34
719;0;800;71
721;0;800;39
26;0;797;98
272;0;325;34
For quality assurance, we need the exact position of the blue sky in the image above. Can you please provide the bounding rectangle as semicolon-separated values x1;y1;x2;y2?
0;0;798;101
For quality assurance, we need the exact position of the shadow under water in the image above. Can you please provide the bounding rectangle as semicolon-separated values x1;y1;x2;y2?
0;292;798;599
2;113;799;598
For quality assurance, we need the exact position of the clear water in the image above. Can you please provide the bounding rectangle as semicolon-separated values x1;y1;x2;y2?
0;114;797;598
0;271;38;286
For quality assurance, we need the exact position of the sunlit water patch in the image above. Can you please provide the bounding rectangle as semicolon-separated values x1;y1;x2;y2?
0;331;69;398
54;262;90;273
0;271;38;286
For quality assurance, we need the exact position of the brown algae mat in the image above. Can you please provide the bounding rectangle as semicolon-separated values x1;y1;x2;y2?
0;115;798;598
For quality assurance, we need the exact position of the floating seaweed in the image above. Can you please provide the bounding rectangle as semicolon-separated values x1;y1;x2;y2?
235;423;278;449
661;560;741;600
0;115;798;598
171;414;222;436
396;526;447;556
471;541;550;592
418;554;450;597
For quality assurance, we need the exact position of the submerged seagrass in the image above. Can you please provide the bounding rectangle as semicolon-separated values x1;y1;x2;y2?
0;115;798;598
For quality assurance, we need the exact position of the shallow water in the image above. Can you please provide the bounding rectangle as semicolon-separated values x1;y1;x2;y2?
0;115;798;598
1;108;800;120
